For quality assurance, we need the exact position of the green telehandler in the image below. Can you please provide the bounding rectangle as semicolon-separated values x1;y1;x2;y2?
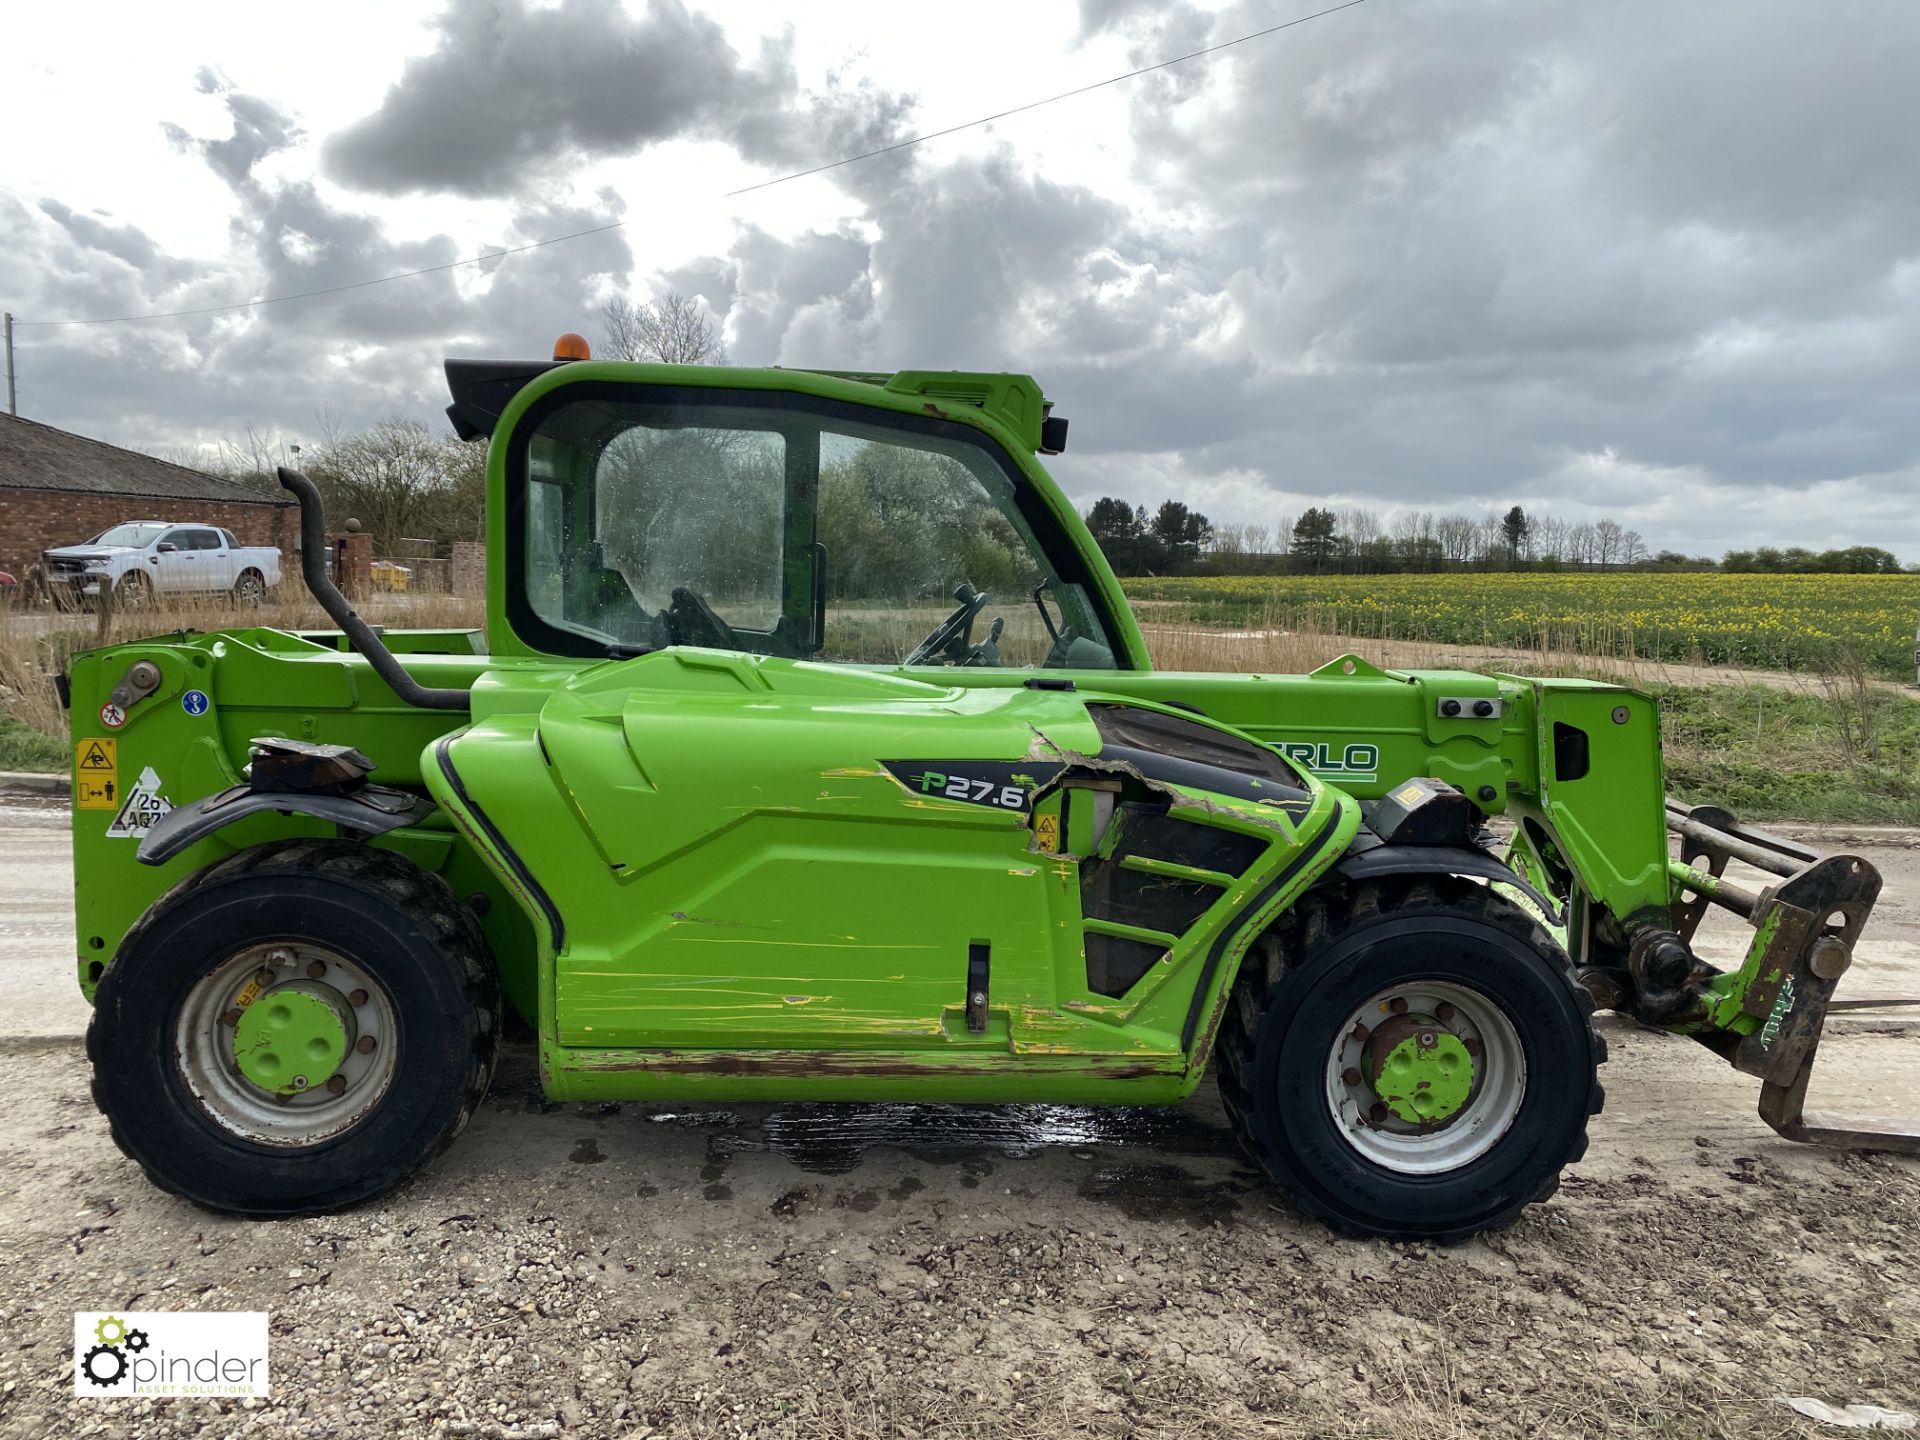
66;340;1914;1240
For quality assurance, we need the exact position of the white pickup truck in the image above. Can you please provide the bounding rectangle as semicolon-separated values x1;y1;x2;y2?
42;521;282;607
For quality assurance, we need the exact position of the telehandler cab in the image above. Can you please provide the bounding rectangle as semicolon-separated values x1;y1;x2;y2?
69;340;1914;1240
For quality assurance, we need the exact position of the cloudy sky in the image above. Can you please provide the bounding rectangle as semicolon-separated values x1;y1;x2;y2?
4;0;1917;556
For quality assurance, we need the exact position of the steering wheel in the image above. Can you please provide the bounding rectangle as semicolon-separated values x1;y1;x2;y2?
906;583;1000;666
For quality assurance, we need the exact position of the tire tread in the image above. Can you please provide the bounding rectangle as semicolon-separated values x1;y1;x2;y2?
89;839;499;1217
1216;875;1605;1242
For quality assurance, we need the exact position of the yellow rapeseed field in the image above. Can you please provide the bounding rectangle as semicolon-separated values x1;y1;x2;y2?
1123;572;1920;677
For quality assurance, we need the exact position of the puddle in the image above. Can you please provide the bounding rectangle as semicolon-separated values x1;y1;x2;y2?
715;1101;1238;1175
489;1043;1240;1178
1077;1163;1245;1225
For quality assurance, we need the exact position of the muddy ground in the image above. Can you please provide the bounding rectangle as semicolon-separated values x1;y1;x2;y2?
1;805;1915;1438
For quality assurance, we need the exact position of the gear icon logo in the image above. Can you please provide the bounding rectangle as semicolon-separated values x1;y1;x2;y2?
124;1328;150;1353
81;1343;127;1387
94;1315;127;1346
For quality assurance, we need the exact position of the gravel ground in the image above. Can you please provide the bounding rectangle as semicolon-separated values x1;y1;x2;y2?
1;815;1916;1438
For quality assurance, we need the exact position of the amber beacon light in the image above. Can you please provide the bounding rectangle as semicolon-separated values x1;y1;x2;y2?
552;332;592;361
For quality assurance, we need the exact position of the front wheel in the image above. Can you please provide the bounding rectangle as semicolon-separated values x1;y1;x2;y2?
1217;878;1604;1241
111;570;150;611
232;569;265;606
88;840;499;1217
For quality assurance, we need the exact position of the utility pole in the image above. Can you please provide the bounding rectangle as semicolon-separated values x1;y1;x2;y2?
3;312;14;416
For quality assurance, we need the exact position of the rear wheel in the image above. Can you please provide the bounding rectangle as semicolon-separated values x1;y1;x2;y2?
232;569;265;606
89;840;499;1217
1217;878;1603;1241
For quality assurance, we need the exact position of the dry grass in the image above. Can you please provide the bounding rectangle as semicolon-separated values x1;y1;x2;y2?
6;597;1916;826
0;590;485;753
1136;613;1905;694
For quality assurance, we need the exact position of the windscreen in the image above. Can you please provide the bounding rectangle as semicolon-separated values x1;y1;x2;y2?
513;389;1121;671
90;524;168;547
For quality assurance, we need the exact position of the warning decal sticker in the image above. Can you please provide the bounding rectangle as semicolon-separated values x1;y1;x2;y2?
105;766;173;839
75;738;118;811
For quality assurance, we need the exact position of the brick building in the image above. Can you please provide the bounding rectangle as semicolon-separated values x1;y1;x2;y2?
0;411;294;581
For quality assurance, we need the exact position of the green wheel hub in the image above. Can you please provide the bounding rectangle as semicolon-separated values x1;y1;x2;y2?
1371;1028;1475;1124
232;981;354;1094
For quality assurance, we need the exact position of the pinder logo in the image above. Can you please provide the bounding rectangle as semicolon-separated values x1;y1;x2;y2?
74;1311;269;1398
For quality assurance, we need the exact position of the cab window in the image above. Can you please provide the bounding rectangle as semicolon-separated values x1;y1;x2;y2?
511;387;1120;670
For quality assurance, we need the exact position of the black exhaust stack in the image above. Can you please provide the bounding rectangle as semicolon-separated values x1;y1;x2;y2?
278;467;470;711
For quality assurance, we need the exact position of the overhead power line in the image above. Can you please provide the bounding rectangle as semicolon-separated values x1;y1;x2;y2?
722;0;1369;197
16;0;1366;329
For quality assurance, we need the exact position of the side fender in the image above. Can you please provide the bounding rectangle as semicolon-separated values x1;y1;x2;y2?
137;784;433;866
1333;843;1563;926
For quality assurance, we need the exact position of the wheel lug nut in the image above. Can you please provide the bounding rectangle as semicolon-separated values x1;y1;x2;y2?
1464;1037;1482;1057
326;1075;347;1096
221;1008;243;1028
348;989;369;1008
1367;1103;1389;1125
1436;1002;1455;1022
254;968;275;987
355;1035;377;1055
1388;997;1409;1015
1351;1023;1371;1043
306;960;327;980
1342;1067;1362;1087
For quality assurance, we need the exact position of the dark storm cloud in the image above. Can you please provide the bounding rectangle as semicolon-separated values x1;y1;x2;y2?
163;68;302;192
7;0;1919;558
708;0;1920;552
36;201;166;272
0;77;630;450
324;0;911;199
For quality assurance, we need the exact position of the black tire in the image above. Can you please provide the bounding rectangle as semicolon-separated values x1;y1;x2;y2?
88;840;499;1217
111;571;150;611
1217;877;1604;1241
232;569;265;606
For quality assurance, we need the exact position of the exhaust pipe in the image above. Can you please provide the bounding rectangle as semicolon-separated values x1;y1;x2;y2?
278;467;469;711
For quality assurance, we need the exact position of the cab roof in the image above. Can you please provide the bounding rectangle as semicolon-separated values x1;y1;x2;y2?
444;359;1067;454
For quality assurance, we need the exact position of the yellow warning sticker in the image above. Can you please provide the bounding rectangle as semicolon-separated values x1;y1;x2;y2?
1394;783;1425;806
234;977;264;1010
1034;811;1061;853
75;739;118;810
76;777;118;810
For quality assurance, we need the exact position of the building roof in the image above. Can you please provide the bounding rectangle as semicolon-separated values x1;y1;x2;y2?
0;411;291;506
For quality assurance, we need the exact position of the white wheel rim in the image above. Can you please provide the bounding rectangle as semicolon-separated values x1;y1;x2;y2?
174;941;399;1147
1321;979;1526;1175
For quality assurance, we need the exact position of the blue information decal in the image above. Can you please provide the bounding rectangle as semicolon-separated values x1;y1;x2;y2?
181;690;211;717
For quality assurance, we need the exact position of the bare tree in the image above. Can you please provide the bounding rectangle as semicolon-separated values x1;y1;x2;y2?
1594;518;1624;570
308;417;464;552
601;292;728;364
1532;513;1571;563
1391;510;1436;568
1435;513;1477;566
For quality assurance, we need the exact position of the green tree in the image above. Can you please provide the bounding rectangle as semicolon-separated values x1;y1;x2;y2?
1149;500;1212;570
1501;505;1530;567
1291;507;1340;571
1085;496;1149;575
